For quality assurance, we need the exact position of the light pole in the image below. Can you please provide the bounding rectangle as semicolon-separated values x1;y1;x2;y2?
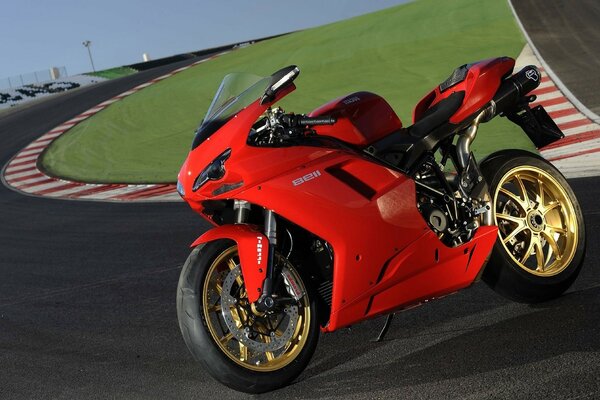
82;40;96;72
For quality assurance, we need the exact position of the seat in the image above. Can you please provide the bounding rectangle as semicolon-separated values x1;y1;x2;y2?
409;91;465;138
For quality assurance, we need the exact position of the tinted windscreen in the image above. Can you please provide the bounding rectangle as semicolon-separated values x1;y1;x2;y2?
192;73;270;149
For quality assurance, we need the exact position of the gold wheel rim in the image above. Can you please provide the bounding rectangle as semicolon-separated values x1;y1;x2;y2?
493;166;578;277
202;246;311;372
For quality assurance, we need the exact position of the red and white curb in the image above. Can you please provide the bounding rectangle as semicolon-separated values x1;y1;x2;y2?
515;44;600;178
1;51;231;202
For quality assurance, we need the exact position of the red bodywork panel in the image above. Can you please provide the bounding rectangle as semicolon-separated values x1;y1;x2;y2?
308;91;402;147
413;57;515;125
191;224;268;303
180;77;499;332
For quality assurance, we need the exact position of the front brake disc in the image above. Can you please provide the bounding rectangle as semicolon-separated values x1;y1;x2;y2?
220;265;299;352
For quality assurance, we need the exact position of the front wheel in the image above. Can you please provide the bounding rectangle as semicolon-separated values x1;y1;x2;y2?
481;150;586;303
177;240;319;393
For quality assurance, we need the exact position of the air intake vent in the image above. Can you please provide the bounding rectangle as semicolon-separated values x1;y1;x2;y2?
326;167;376;199
317;280;333;307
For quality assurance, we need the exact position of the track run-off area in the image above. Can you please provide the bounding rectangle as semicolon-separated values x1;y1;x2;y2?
1;1;600;399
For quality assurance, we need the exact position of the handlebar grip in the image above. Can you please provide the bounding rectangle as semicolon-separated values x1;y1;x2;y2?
297;116;337;126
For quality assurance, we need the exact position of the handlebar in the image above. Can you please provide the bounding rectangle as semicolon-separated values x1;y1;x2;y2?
280;114;337;128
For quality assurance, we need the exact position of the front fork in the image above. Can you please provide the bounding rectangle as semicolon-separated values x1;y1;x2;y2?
233;201;279;310
260;209;278;309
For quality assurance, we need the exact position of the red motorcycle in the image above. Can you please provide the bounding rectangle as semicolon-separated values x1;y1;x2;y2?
176;58;586;393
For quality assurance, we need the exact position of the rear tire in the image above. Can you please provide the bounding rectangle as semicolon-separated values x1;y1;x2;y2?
177;240;319;393
480;150;586;303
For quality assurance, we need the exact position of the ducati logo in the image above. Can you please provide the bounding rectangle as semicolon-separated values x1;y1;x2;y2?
342;96;360;105
292;170;322;186
256;236;263;265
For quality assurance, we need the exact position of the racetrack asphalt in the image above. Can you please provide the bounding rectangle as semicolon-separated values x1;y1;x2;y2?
512;0;600;116
2;6;600;400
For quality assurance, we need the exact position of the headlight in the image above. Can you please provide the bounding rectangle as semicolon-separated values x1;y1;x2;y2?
192;148;232;192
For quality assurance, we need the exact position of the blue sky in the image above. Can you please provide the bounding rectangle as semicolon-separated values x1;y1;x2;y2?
1;0;408;79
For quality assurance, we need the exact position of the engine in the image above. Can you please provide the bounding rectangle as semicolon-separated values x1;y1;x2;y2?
414;158;490;247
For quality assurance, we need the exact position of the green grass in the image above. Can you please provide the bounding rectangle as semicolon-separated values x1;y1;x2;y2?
42;0;529;184
86;67;137;80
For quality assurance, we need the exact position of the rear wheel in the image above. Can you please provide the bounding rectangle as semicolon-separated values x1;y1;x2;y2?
481;150;586;302
177;240;319;393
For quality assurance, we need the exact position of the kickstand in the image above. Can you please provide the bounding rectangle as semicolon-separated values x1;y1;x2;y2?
373;313;394;342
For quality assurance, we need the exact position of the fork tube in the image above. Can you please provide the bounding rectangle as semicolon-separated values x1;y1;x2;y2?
263;209;277;296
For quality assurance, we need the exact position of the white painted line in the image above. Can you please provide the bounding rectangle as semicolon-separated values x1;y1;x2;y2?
83;106;105;114
77;186;148;199
45;185;92;197
52;123;75;131
563;123;598;136
148;192;181;201
45;129;66;137
554;114;589;125
172;66;190;73
543;102;573;113
21;180;69;193
68;114;91;123
11;154;38;163
554;153;600;165
535;91;564;102
134;82;153;89
25;139;52;149
4;169;41;180
542;138;600;158
41;131;64;140
99;99;119;106
11;175;49;186
153;74;173;81
6;163;36;173
118;90;137;97
550;154;600;178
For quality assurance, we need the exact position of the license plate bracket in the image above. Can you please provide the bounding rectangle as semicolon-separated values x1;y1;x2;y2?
506;105;565;148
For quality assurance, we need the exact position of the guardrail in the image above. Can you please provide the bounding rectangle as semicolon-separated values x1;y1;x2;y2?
0;67;68;90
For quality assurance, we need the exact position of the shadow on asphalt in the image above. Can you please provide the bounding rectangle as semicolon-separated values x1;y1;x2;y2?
262;284;600;398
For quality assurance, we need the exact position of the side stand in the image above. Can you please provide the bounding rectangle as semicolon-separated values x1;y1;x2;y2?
373;313;394;342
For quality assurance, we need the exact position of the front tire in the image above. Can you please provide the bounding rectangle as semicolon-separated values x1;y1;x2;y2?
177;240;319;393
481;150;586;303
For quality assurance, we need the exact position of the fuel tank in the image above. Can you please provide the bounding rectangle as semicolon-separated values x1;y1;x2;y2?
309;91;402;147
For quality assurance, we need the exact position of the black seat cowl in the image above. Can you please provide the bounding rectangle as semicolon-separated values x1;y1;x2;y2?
409;91;465;138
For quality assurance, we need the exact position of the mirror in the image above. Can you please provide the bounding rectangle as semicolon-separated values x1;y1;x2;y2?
260;65;300;104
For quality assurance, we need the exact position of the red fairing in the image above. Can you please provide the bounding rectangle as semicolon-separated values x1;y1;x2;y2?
308;91;402;147
234;155;498;331
335;226;497;327
191;224;268;303
413;57;515;124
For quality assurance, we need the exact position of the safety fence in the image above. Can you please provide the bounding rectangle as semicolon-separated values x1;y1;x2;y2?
0;67;68;90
